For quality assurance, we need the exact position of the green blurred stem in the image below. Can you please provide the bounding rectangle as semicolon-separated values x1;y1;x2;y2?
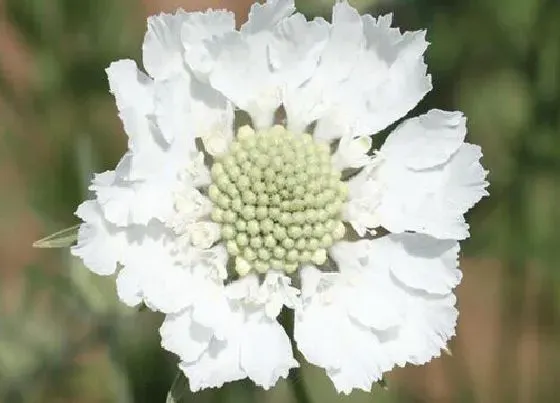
280;309;313;403
288;369;311;403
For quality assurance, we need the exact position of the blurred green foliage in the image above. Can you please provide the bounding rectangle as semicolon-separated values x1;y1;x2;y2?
1;0;559;402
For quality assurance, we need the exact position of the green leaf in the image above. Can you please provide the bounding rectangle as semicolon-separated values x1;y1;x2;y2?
33;224;80;248
166;370;188;403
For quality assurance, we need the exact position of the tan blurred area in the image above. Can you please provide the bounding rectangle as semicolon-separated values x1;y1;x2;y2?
1;0;559;402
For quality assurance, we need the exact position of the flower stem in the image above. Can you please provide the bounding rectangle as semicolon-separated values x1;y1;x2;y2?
279;308;313;403
288;368;312;403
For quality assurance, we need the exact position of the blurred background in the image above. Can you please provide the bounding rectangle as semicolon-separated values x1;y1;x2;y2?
1;0;559;401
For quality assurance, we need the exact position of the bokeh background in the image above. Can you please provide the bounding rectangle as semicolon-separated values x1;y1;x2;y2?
1;0;559;402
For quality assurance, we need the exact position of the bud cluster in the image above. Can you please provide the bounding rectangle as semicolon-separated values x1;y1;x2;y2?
208;125;347;276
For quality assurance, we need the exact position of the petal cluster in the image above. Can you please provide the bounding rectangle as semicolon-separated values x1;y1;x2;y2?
71;0;488;395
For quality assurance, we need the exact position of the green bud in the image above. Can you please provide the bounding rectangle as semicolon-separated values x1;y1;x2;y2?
227;240;240;256
208;184;220;202
264;234;277;248
273;246;286;259
247;220;260;235
223;210;237;223
261;218;274;234
242;205;256;220
255;260;270;274
250;236;263;249
221;225;235;240
235;219;247;232
211;208;224;223
258;249;271;261
237;175;251;190
256;206;268;220
235;257;252;276
231;198;243;212
236;233;249;247
244;247;257;261
288;226;303;239
282;238;295;249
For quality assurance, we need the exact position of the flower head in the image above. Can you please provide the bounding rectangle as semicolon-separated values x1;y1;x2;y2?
72;0;488;394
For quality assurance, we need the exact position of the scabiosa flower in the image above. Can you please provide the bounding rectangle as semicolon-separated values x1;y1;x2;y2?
71;0;488;394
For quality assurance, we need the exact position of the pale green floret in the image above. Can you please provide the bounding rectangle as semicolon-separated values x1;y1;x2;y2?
209;124;348;276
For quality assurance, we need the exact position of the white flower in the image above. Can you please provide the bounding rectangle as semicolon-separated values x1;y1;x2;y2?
71;0;488;394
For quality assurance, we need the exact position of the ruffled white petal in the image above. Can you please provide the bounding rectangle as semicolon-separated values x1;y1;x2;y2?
239;312;297;389
115;222;192;313
386;233;461;295
284;1;364;133
295;235;460;393
153;73;234;153
143;10;189;80
178;304;297;391
99;62;224;226
180;331;245;391
369;109;489;239
342;162;384;236
106;60;164;180
332;135;372;170
71;200;128;276
204;1;329;129
161;310;214;363
163;272;298;391
181;10;235;80
381;109;466;169
344;110;488;238
89;170;175;226
295;266;392;394
241;0;296;35
285;8;431;139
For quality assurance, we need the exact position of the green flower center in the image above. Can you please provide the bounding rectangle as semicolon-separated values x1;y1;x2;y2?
208;125;347;276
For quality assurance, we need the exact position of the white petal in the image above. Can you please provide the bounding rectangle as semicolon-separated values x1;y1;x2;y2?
175;269;298;391
90;170;177;226
240;0;295;34
286;10;431;139
106;60;168;181
284;2;363;133
181;10;235;79
346;109;488;239
344;15;431;136
445;143;490;214
153;73;233;151
208;32;278;129
206;1;297;128
295;267;391;394
143;10;188;79
269;13;329;93
296;236;461;392
386;292;458;366
365;236;459;366
329;241;402;331
106;60;153;116
161;310;213;363
71;200;128;276
189;277;232;340
152;73;193;143
385;233;461;295
180;335;245;392
342;163;384;236
240;316;298;389
381;109;466;170
106;59;197;203
332;135;372;170
115;264;143;307
189;78;234;156
117;223;192;313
